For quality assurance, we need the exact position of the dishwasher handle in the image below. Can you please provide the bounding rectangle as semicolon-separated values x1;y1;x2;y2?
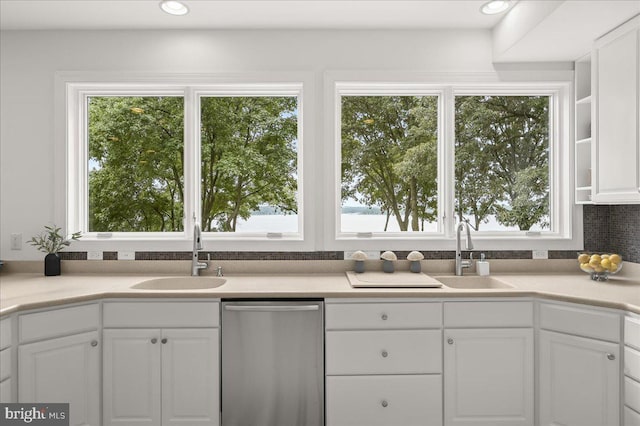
224;303;320;312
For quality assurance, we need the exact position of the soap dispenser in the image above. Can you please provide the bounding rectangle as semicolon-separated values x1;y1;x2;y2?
477;253;490;276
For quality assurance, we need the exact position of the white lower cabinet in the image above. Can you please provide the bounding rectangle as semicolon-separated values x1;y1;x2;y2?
326;375;442;426
443;328;534;426
325;300;443;426
539;329;620;426
18;330;101;426
103;328;219;426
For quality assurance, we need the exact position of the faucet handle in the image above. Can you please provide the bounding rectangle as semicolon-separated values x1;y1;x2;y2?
207;253;211;262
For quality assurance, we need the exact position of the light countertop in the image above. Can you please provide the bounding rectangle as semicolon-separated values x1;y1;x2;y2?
1;261;639;315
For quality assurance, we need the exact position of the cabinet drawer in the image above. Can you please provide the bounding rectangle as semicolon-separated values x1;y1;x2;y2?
625;377;640;413
444;301;532;327
626;346;640;382
103;301;219;328
326;330;441;375
626;316;640;351
0;348;10;381
539;303;620;342
326;375;442;426
625;406;640;426
0;317;11;350
19;304;99;343
326;302;441;330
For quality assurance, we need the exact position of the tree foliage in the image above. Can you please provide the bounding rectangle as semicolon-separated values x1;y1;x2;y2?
200;97;298;232
88;96;185;232
455;96;550;230
341;96;438;231
88;96;298;233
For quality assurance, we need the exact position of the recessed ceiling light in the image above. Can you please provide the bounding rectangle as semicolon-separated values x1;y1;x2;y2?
160;0;189;16
480;0;510;15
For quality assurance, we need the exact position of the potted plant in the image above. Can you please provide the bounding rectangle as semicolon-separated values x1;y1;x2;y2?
29;225;81;276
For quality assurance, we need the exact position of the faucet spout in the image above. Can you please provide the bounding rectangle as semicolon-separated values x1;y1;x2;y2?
191;223;208;276
455;221;474;276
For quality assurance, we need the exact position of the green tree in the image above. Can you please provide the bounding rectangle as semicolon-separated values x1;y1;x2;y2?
88;96;185;232
341;96;438;231
88;96;298;233
200;97;298;231
455;95;550;230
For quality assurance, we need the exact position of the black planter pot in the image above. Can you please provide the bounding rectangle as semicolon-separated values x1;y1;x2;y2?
44;253;61;276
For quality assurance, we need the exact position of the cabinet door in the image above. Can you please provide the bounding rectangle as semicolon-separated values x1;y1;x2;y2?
18;330;100;426
161;329;219;426
444;328;533;426
539;330;620;426
593;19;640;203
103;329;161;426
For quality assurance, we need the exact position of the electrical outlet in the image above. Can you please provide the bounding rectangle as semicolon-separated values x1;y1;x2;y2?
117;251;135;260
344;250;381;260
10;233;22;250
87;251;103;260
532;250;548;259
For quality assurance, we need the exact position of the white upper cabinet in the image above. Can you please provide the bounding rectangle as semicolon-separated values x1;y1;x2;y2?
592;15;640;204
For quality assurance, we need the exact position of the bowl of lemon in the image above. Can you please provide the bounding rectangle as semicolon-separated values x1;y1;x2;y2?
578;253;622;281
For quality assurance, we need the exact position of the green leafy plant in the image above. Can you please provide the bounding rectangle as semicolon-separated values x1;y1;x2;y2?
29;225;82;254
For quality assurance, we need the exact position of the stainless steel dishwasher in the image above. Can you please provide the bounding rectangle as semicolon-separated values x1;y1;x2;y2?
221;300;324;426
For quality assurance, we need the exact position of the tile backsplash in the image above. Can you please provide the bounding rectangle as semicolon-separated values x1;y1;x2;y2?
58;205;640;263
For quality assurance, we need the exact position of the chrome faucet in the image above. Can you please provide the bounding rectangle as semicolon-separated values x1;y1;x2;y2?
191;223;209;276
455;221;474;276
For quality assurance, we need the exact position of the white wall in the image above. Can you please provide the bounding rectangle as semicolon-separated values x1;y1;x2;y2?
0;29;496;259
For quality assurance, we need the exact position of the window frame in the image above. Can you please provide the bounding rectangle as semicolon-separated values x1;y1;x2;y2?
324;72;580;252
61;73;315;252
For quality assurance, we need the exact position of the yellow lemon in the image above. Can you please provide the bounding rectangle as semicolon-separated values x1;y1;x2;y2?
589;258;601;268
590;254;602;263
601;254;610;259
600;258;611;270
593;266;605;273
609;262;619;272
609;254;621;264
578;253;590;263
580;263;591;271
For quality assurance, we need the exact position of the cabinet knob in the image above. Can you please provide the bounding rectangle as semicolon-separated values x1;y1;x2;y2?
151;338;158;344
90;340;98;347
161;338;168;344
447;338;454;345
381;350;388;358
381;313;388;321
381;400;388;408
607;353;615;361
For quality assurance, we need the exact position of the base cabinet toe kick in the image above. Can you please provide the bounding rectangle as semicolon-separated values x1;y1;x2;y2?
1;297;638;426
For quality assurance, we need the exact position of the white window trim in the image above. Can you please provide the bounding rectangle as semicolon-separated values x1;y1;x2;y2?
57;72;316;252
323;71;581;252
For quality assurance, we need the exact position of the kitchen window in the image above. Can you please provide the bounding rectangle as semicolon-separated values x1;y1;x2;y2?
329;78;575;250
66;81;305;246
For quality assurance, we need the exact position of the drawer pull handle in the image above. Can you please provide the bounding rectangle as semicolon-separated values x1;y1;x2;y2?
447;338;454;345
161;338;168;344
151;338;158;344
381;400;388;408
90;340;98;347
381;313;388;321
607;353;615;361
381;350;388;358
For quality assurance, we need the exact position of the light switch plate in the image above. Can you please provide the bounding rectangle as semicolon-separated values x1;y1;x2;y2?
117;251;135;260
87;251;103;260
532;250;549;259
10;233;22;250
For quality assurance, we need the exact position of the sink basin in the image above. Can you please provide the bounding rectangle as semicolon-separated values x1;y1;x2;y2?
435;276;514;289
131;277;226;290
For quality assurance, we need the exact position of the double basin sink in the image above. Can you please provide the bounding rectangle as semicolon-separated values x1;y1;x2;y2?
129;274;513;291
